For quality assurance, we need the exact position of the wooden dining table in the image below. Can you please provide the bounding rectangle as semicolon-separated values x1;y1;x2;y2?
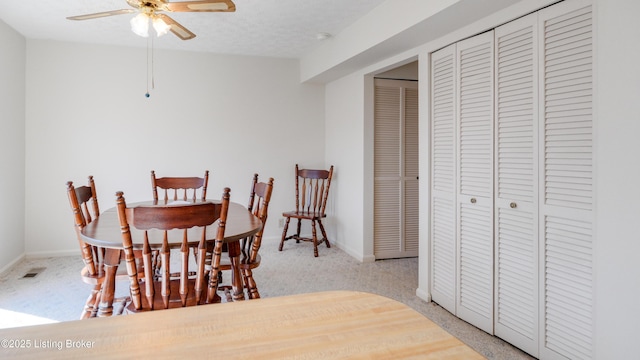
80;199;263;316
0;290;484;359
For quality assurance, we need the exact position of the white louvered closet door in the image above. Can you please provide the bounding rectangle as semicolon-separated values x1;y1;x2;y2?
494;14;539;356
456;31;495;334
429;44;457;314
538;1;594;359
373;79;419;259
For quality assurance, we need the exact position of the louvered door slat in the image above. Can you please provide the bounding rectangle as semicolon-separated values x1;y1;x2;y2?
404;88;419;254
404;179;419;253
430;44;457;313
539;1;593;359
458;34;494;199
374;180;400;254
494;13;539;356
544;215;592;360
374;81;401;257
374;85;400;177
542;2;593;211
456;31;494;334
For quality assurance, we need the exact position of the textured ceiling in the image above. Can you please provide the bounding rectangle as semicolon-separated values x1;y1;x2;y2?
0;0;387;58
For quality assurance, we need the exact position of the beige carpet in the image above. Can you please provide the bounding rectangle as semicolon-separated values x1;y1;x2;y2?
0;240;534;359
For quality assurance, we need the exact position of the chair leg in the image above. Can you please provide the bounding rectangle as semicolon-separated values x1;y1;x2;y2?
295;219;302;243
206;239;224;304
81;285;101;319
243;269;260;299
318;219;331;248
279;217;291;251
91;289;102;318
311;220;319;257
98;260;118;317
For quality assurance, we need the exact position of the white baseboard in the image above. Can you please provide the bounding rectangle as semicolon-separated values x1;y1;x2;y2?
26;249;78;258
0;253;26;275
266;234;371;262
416;287;431;303
331;243;374;263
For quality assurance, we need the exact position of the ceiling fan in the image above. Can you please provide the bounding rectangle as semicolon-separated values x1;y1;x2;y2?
67;0;236;40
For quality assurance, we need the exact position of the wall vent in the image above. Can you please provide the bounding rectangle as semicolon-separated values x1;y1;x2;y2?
22;267;46;279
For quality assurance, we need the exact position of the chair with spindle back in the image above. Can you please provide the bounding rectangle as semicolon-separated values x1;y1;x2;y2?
116;188;230;312
67;176;141;318
151;170;209;203
279;164;334;257
217;174;274;300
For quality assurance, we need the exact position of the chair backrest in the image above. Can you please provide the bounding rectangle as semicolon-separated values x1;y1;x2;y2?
66;176;101;276
294;164;333;216
151;170;209;203
243;174;274;263
116;188;230;310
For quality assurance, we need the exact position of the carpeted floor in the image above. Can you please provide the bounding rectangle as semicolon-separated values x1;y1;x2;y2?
0;240;534;359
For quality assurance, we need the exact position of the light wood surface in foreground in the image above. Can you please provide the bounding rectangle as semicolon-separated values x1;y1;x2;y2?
0;290;484;359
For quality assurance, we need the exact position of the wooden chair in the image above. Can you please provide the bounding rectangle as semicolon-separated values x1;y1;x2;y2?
116;188;230;312
67;176;139;318
279;164;334;257
218;174;274;300
151;170;209;203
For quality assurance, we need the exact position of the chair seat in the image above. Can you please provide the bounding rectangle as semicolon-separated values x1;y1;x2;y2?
282;210;327;220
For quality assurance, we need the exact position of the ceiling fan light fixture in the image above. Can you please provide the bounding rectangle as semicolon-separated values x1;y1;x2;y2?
130;12;150;37
152;17;171;37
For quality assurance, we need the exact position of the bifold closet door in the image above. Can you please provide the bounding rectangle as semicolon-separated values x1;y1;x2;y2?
429;32;496;334
538;1;594;359
494;13;539;356
373;79;419;259
455;31;495;334
428;0;593;357
429;44;457;314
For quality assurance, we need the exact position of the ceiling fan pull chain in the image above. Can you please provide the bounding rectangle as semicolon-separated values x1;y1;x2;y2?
145;36;150;98
151;35;156;91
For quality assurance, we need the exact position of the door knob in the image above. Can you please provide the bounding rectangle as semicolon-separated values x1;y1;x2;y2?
510;202;517;208
470;198;477;204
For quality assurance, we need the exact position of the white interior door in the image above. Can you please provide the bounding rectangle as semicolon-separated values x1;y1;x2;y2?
455;31;495;334
429;44;457;314
538;1;594;359
374;78;419;259
494;13;539;356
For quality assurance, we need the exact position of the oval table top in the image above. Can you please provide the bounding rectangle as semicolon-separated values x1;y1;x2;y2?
0;290;484;359
80;200;262;249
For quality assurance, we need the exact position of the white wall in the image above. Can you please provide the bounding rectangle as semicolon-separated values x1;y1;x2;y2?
0;19;26;271
24;40;325;256
324;73;369;260
594;0;640;357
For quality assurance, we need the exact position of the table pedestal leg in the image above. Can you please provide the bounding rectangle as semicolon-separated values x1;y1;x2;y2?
97;249;120;317
227;242;245;301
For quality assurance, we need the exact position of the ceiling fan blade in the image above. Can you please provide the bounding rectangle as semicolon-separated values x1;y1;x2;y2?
126;0;143;8
157;14;196;40
165;0;236;12
67;9;136;21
